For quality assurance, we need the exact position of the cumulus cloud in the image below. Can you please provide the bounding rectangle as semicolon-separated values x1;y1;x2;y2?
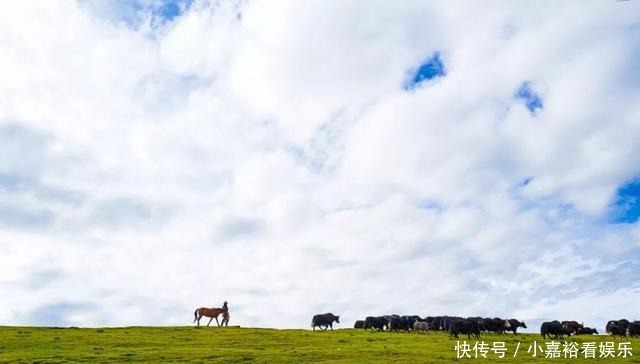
0;0;639;331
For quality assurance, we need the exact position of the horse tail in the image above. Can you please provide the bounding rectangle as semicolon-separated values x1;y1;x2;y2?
193;308;199;323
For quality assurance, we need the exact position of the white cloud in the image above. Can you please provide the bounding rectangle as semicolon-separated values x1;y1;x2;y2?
0;0;639;331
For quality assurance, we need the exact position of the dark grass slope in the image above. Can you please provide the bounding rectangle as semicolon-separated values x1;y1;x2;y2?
0;326;638;363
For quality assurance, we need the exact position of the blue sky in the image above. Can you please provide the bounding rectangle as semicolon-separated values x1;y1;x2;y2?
611;179;640;223
405;52;445;90
79;0;193;27
515;81;543;113
1;0;640;331
157;0;190;21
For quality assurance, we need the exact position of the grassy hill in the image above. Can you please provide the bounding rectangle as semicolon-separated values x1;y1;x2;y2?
0;326;638;363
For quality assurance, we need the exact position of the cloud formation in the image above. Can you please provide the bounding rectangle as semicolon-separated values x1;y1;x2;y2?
1;0;640;331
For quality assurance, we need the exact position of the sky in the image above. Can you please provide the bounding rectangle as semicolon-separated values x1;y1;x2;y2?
1;0;640;332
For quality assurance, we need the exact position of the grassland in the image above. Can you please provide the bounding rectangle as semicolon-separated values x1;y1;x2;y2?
0;326;638;363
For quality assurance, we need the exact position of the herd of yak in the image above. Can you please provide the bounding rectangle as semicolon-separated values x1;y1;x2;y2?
540;319;640;340
310;313;640;339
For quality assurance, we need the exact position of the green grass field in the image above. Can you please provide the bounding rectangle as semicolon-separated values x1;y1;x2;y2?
0;326;638;363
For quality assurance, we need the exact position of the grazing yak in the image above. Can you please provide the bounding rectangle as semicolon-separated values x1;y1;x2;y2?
541;321;564;339
561;325;576;337
363;316;388;331
607;319;630;334
406;315;424;328
311;313;340;331
562;321;583;332
575;327;598;335
431;316;443;330
434;316;459;331
413;321;430;334
353;320;365;329
480;318;510;334
607;323;627;337
442;316;463;331
388;315;413;332
441;316;465;331
449;318;481;339
504;319;527;335
627;322;640;338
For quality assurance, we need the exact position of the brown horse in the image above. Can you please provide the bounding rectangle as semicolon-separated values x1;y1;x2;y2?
193;304;230;327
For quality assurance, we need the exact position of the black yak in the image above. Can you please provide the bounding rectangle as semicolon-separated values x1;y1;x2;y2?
504;319;527;335
363;316;388;331
541;321;564;339
311;313;340;331
449;318;481;339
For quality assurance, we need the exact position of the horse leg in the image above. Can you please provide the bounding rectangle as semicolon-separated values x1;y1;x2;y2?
330;323;333;331
207;317;213;327
215;316;220;327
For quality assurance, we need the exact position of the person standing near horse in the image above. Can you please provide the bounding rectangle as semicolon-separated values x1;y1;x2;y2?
193;301;230;327
221;301;230;326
